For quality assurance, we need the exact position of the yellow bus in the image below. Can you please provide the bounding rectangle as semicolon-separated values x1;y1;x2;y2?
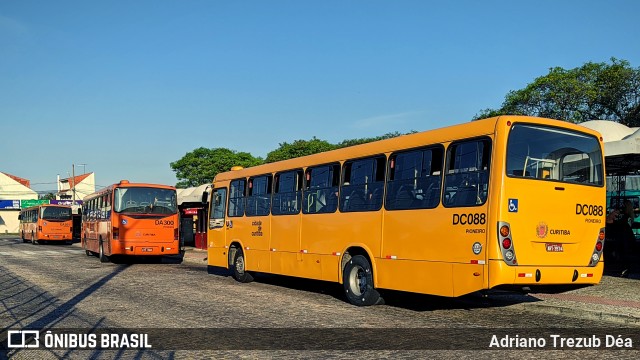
19;204;74;244
81;181;180;263
205;116;606;306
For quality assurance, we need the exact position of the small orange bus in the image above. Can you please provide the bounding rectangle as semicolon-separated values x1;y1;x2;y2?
81;180;180;263
19;204;73;244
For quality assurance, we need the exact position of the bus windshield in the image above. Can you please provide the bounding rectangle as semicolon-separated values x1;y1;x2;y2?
506;124;604;186
41;207;72;221
113;187;177;214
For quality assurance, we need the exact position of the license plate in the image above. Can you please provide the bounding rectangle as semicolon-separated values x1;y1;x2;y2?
546;243;563;252
52;236;60;239
141;247;153;252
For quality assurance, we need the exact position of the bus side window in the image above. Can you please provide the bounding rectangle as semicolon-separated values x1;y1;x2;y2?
444;139;491;208
303;164;339;214
246;175;272;217
228;179;246;218
340;156;385;212
386;146;443;211
273;170;303;215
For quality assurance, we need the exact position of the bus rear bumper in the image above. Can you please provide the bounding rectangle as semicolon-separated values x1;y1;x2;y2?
488;260;604;287
111;241;181;256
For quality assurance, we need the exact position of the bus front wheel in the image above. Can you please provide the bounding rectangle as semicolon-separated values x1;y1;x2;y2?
31;233;38;245
343;255;382;306
231;248;253;283
99;240;110;263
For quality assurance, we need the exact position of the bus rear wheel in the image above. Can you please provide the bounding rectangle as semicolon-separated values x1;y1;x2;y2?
231;248;253;283
31;233;38;245
343;255;382;306
99;240;110;263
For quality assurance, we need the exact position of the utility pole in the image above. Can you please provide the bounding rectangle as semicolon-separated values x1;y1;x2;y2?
72;164;76;204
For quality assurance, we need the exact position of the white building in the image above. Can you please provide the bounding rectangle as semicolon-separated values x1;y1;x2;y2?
57;172;96;202
0;172;38;234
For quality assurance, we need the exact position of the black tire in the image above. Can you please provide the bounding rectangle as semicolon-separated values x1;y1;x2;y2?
31;232;38;245
99;240;110;263
22;232;28;243
343;255;382;306
231;248;253;283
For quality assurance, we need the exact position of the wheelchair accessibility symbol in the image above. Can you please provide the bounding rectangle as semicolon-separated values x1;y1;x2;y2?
508;199;519;213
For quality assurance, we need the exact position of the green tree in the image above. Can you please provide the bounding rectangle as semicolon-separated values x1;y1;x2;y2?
170;147;263;188
474;58;640;126
335;131;413;148
265;137;336;163
40;193;56;200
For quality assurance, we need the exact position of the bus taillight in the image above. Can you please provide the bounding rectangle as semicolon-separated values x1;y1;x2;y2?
498;221;517;266
113;227;119;240
589;227;605;267
499;225;510;237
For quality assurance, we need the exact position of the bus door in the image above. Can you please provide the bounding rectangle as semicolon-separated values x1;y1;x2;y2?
207;186;228;268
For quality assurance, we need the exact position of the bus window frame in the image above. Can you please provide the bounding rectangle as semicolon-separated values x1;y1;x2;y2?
272;169;303;216
302;162;341;215
340;154;386;213
246;174;273;217
443;137;492;208
228;178;247;218
385;144;445;211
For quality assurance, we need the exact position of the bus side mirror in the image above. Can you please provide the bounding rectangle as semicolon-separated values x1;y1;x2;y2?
202;191;209;204
17;214;22;220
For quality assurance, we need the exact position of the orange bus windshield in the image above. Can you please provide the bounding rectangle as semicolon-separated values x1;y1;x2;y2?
41;206;72;221
113;187;177;215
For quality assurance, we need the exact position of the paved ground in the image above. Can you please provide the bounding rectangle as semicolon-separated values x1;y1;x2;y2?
180;246;640;325
0;236;639;359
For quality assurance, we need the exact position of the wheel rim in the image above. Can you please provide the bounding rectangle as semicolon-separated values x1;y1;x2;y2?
348;265;367;297
235;255;245;275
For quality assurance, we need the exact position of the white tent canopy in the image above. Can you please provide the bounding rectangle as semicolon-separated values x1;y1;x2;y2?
176;184;210;205
581;120;640;175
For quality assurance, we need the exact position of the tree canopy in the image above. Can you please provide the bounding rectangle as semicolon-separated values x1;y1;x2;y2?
170;147;263;188
474;58;640;126
171;132;411;187
265;137;336;163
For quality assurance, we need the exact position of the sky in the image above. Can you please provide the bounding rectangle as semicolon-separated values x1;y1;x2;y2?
1;0;639;194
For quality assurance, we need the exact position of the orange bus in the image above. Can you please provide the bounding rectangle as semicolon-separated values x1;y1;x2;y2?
81;180;180;263
205;115;606;306
19;204;73;244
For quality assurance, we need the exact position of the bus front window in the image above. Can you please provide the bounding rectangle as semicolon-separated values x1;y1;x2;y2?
506;124;604;186
114;188;177;214
41;207;72;221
